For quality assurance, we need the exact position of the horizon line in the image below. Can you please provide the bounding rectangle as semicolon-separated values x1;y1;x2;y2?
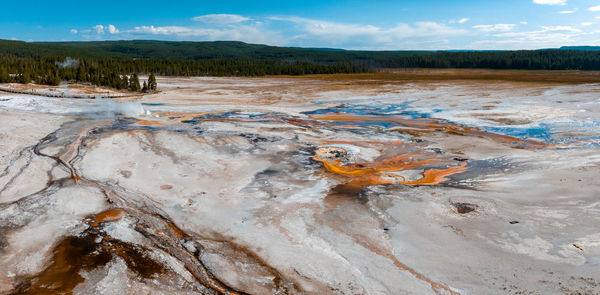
1;38;596;52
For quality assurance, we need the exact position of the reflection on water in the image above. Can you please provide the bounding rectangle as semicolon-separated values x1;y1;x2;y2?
303;102;600;146
134;101;599;148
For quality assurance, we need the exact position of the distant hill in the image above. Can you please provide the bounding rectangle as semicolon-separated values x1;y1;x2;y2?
4;39;600;61
0;39;125;58
0;39;432;61
559;46;600;51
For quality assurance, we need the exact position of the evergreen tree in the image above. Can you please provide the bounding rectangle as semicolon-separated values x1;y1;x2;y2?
19;72;31;84
76;67;85;82
129;73;141;91
148;73;157;91
142;81;148;93
120;75;128;90
0;67;8;83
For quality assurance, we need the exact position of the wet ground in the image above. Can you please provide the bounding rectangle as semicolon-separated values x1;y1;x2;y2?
0;74;599;294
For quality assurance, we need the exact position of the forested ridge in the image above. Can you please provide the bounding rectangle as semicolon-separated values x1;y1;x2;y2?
2;39;600;91
0;40;430;61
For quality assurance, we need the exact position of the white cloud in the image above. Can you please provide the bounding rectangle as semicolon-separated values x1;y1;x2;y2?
470;28;598;49
128;24;283;45
532;0;566;5
123;16;467;50
268;16;466;49
559;8;577;13
70;29;78;34
191;14;250;24
276;17;461;38
540;25;581;32
131;25;193;35
107;24;119;34
93;25;104;34
82;13;597;50
484;25;589;49
270;16;379;37
589;5;600;11
473;24;516;32
388;22;466;38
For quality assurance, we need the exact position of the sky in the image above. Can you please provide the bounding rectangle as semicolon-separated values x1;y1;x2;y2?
2;0;600;50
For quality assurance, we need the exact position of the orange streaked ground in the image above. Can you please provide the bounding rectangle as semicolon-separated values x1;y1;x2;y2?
89;209;126;227
134;119;167;126
313;146;467;189
401;162;468;186
310;139;406;146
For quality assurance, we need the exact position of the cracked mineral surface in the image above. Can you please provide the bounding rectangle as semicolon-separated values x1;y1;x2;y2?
1;73;599;294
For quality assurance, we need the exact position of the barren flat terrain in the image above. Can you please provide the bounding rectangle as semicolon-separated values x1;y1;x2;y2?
1;70;599;294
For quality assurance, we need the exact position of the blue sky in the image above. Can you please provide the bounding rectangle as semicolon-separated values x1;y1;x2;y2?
2;0;600;50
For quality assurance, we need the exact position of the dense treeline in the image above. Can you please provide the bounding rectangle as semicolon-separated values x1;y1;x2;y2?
0;54;369;90
374;50;600;70
3;39;600;91
3;40;600;70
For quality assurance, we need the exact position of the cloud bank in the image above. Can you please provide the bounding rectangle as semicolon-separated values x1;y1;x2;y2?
69;13;600;50
533;0;566;5
472;24;516;32
191;14;250;24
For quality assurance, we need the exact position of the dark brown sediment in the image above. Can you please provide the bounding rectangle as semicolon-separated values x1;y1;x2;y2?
19;120;252;295
11;231;166;295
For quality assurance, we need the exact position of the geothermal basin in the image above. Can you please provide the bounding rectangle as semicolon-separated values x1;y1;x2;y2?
0;71;599;294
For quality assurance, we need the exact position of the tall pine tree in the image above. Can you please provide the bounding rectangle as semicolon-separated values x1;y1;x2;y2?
148;73;157;91
129;73;140;91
